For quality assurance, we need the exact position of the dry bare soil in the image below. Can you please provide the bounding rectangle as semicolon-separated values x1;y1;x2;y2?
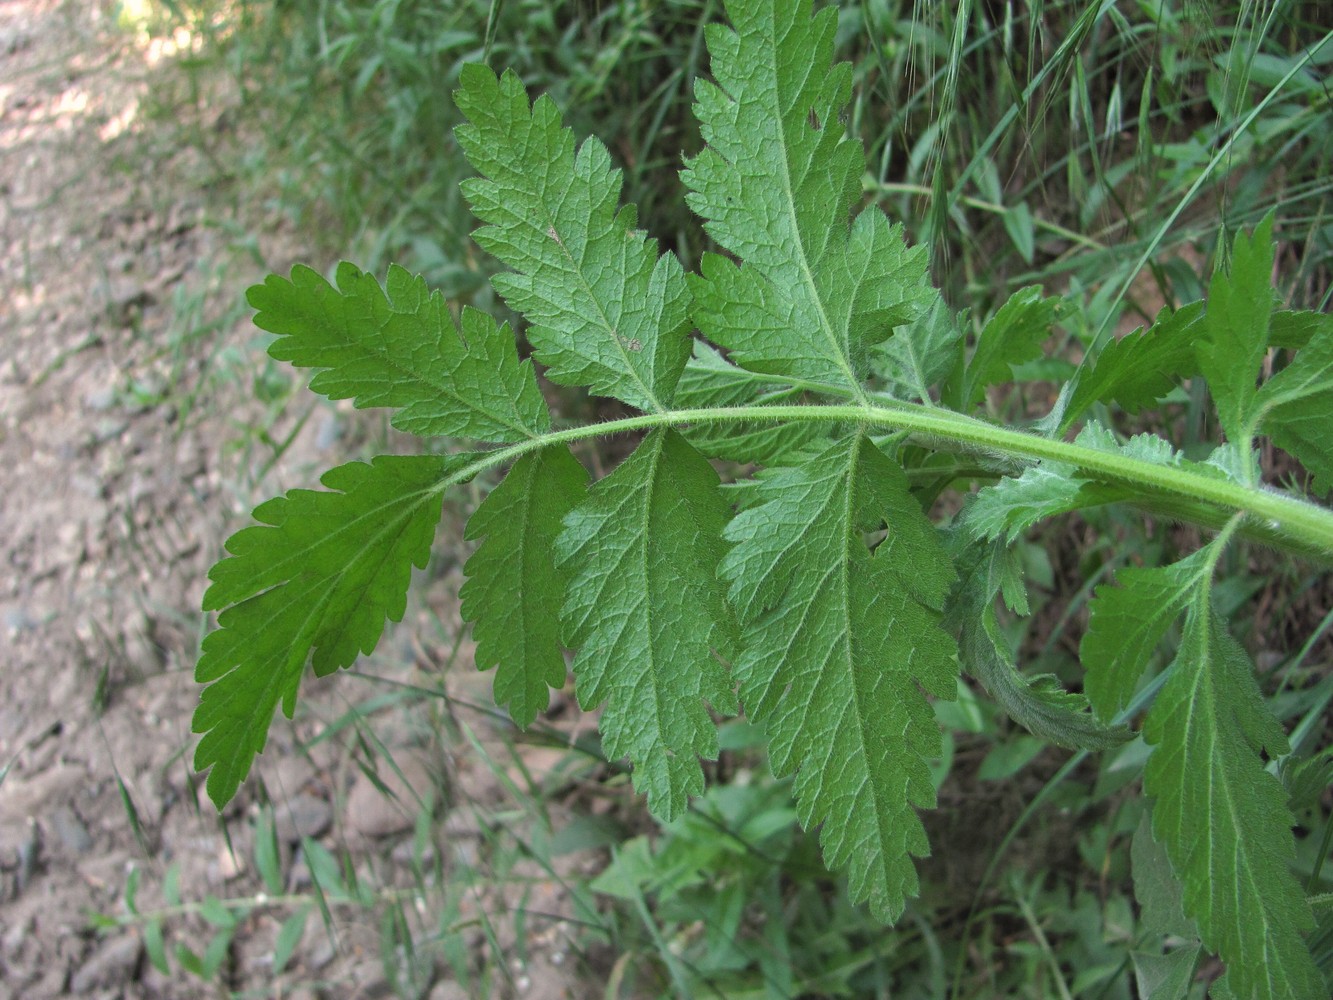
0;4;601;998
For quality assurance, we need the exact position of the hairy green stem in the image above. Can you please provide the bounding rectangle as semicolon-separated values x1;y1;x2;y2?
433;402;1333;560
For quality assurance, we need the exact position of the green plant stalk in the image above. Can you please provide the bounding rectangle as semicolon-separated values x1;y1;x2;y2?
864;180;1105;253
432;402;1333;559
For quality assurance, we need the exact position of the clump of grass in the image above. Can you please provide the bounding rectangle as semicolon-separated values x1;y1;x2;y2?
166;0;723;293
845;1;1333;324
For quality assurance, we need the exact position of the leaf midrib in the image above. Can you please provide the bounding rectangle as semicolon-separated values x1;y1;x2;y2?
762;14;870;408
838;437;900;891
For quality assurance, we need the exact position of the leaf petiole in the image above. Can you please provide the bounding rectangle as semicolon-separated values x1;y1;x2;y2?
432;402;1333;560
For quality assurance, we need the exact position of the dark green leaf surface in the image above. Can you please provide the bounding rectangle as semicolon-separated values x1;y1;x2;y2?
556;430;738;821
1143;604;1318;1000
1197;214;1277;448
874;296;963;404
195;455;458;807
720;434;957;919
251;263;548;442
1257;318;1333;494
954;543;1130;751
1268;309;1326;350
1080;548;1213;721
1062;301;1203;431
456;65;691;413
461;447;589;727
960;286;1061;407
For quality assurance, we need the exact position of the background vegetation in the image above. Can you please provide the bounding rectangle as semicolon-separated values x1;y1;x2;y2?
148;0;1333;995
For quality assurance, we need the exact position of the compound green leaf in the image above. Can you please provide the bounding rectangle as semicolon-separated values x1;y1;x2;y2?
556;429;738;821
964;423;1237;546
960;286;1062;408
456;64;691;413
1080;548;1213;721
1144;603;1318;1000
1062;301;1203;433
1257;318;1333;495
684;0;931;392
1197;214;1277;448
720;434;957;920
874;295;964;404
250;263;547;443
962;423;1135;542
954;542;1131;751
1084;542;1322;992
964;463;1089;543
461;446;589;727
195;454;460;807
1268;309;1326;351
